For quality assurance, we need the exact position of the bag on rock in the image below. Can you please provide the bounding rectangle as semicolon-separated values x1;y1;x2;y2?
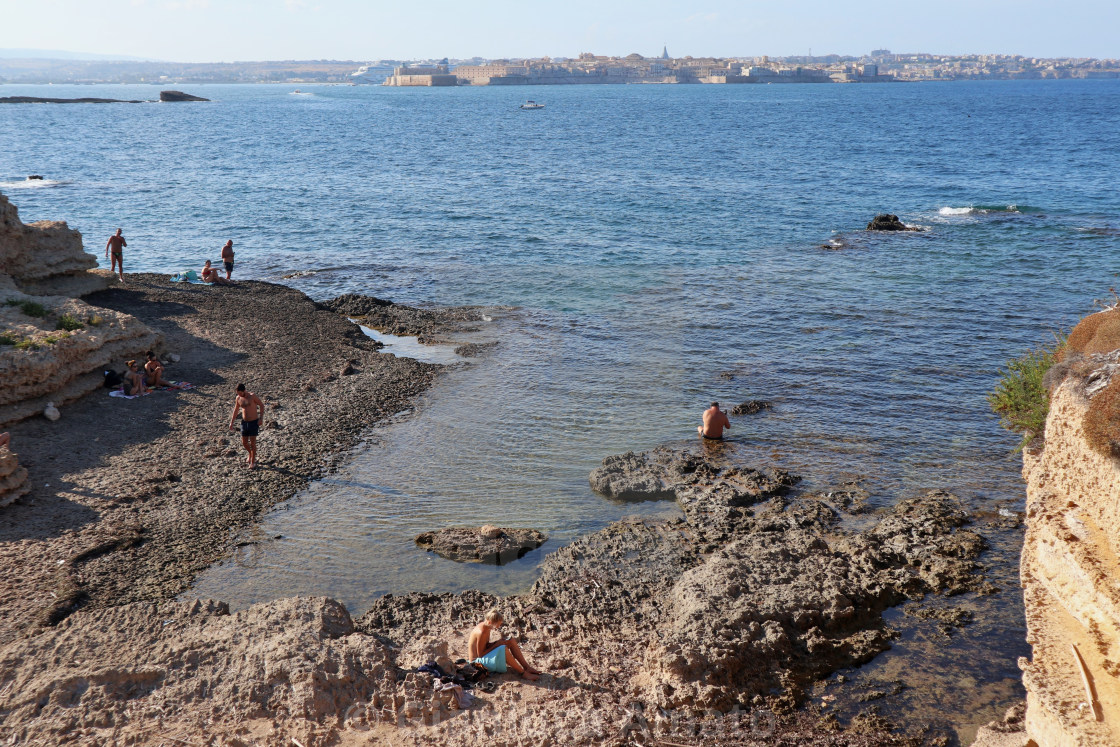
103;370;124;389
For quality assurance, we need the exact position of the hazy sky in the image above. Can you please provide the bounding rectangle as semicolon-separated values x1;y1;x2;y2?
2;0;1117;62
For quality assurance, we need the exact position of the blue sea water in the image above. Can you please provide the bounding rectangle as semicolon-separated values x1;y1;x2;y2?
3;79;1119;738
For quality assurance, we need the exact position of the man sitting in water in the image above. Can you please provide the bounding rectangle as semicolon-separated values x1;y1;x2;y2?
698;401;731;440
468;610;542;681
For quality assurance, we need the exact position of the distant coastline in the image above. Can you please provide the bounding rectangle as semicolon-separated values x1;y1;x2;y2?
2;49;1118;86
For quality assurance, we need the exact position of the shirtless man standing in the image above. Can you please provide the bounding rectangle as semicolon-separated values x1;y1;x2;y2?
104;228;126;282
698;401;731;440
220;240;235;281
228;383;265;469
468;610;541;680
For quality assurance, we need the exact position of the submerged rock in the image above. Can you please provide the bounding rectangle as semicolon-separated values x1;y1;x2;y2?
731;400;771;415
415;526;547;564
866;214;919;231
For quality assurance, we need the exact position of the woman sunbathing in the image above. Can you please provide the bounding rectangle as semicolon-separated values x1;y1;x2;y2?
201;260;228;284
467;610;542;680
123;360;149;397
144;351;167;388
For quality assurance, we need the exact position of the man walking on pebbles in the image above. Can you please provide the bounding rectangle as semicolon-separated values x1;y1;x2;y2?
228;383;265;469
104;228;126;282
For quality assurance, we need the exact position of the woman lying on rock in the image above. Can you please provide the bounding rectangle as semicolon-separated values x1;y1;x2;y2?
468;610;542;681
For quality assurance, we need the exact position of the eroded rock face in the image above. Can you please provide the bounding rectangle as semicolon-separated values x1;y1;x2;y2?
0;294;161;426
0;597;396;743
0;448;29;507
415;526;547;564
0;193;160;426
1017;380;1120;745
364;448;988;730
0;192;96;284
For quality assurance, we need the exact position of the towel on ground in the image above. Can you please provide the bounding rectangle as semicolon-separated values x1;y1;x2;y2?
169;270;211;284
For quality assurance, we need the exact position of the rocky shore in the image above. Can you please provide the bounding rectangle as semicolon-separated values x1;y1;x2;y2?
1;194;1004;745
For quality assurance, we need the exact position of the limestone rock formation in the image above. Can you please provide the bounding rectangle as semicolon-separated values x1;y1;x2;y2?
415;526;547;564
1017;363;1120;745
0;192;100;291
866;214;919;231
0;192;160;426
0;448;30;507
0;597;400;743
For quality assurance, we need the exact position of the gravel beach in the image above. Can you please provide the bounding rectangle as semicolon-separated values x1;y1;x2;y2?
0;275;455;645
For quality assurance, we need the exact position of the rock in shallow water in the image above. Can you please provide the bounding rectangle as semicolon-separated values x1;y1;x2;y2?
866;213;920;231
415;526;547;564
731;400;771;415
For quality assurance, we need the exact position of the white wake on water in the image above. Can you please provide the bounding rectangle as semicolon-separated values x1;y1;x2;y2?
0;178;67;190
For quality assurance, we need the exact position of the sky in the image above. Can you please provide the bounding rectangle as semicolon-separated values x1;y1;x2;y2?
0;0;1117;62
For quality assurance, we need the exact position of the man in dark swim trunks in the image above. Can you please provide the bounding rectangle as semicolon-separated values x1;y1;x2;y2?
228;383;265;469
698;401;730;440
104;228;126;282
220;239;235;281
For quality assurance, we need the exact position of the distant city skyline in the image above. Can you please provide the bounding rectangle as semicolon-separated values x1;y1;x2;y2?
1;0;1117;63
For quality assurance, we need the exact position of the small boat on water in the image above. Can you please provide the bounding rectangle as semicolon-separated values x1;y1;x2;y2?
519;100;545;110
290;89;312;95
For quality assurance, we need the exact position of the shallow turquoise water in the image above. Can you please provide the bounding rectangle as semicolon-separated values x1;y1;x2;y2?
3;79;1119;739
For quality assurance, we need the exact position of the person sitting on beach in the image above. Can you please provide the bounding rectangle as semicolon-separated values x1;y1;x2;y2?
468;610;542;681
144;351;167;388
123;360;149;396
698;401;730;440
201;260;228;284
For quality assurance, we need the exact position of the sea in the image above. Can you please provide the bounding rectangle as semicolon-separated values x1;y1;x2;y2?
3;79;1118;741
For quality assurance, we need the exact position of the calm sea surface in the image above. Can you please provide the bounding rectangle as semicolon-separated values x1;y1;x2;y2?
3;80;1118;740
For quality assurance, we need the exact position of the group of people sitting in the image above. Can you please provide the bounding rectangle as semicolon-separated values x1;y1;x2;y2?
121;351;168;396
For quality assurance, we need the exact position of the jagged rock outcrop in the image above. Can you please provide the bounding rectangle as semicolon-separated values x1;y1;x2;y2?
1016;364;1120;745
866;214;919;231
363;448;988;729
731;399;771;415
0;192;160;427
0;192;100;290
415;525;547;564
0;448;29;507
324;293;488;342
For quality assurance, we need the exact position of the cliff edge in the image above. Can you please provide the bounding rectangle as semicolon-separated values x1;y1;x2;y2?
1015;312;1120;745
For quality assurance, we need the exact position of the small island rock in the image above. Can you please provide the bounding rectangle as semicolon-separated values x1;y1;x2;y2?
415;526;547;565
866;214;919;231
159;90;210;102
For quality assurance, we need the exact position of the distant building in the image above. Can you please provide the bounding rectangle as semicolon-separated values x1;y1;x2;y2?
662;46;670;60
383;64;457;86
